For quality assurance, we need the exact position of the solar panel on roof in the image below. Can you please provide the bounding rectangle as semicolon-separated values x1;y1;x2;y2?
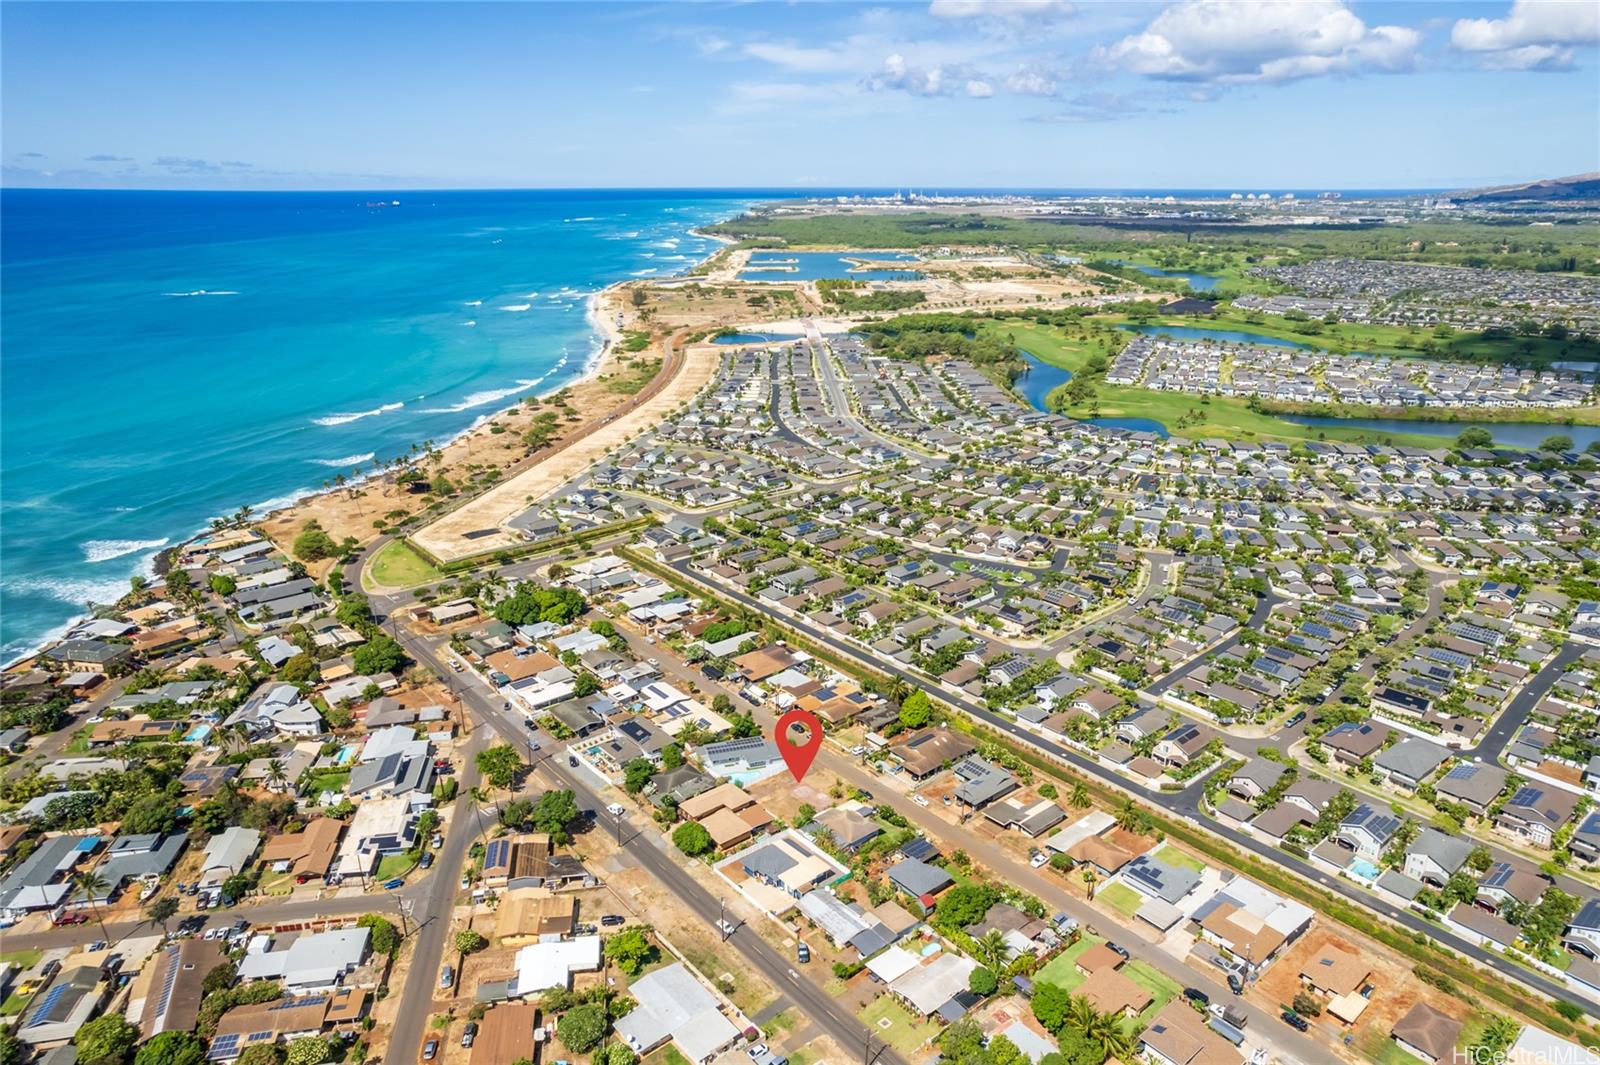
1443;764;1478;780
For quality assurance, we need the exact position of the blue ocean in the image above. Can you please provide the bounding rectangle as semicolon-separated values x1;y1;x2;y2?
0;188;759;662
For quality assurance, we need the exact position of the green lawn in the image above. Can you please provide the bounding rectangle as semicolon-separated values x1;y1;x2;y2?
1155;846;1205;873
301;769;350;797
1033;935;1104;992
366;539;442;590
858;995;942;1057
1096;881;1145;919
1;951;43;971
1358;1027;1428;1065
374;852;417;882
1120;959;1183;1036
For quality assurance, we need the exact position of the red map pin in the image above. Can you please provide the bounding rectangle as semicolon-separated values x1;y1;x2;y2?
775;708;823;782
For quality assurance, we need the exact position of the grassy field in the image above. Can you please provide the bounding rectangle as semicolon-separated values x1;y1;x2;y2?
374;852;416;882
857;995;942;1056
1358;1026;1428;1065
1155;846;1205;872
1120;959;1184;1037
367;538;443;589
1096;882;1145;919
301;768;350;797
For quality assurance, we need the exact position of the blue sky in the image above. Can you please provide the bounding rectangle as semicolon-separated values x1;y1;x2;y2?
3;0;1597;190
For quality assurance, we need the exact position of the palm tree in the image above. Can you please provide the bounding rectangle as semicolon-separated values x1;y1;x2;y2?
1069;781;1090;809
73;870;112;942
1086;1011;1133;1061
1115;798;1142;832
1065;994;1098;1035
266;759;288;792
974;929;1011;974
1081;867;1098;900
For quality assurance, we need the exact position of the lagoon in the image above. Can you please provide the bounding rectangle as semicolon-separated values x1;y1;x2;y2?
1111;260;1222;292
738;251;922;282
1118;323;1314;349
712;332;793;345
1018;352;1172;437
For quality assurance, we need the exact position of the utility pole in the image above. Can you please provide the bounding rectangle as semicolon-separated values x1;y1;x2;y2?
397;895;415;937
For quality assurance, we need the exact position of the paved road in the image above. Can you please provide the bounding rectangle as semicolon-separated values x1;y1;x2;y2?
1146;590;1279;696
658;555;1598;1018
1467;640;1584;761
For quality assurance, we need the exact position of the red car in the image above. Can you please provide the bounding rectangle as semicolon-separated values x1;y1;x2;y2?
53;912;89;926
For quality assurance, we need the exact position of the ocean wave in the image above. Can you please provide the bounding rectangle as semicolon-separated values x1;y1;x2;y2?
564;216;596;222
629;268;658;276
500;303;532;312
82;537;171;563
525;291;540;298
465;299;483;307
8;574;138;607
420;379;541;414
164;289;239;297
311;401;404;427
464;320;476;327
652;239;680;248
310;452;376;468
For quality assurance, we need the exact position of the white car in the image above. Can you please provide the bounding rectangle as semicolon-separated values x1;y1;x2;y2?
1029;852;1049;868
912;795;929;807
716;919;737;937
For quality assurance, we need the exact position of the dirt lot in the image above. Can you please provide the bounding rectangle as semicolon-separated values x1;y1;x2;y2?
1251;922;1468;1064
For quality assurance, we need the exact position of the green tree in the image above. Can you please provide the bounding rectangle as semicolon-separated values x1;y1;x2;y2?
493;583;586;626
475;744;524;788
201;961;237;998
358;914;401;956
530;789;579;842
932;882;999;931
623;758;655;795
134;1033;206;1065
573;672;600;697
455;929;488;955
602;1044;638;1065
0;1033;23;1065
280;653;318;685
603;926;656;975
284;1038;328;1065
292;521;340;563
1540;434;1574;452
1455;427;1493;449
898;690;933;729
1031;981;1070;1033
672;821;713;856
77;1016;141;1065
352;634;405;675
556;1004;607;1054
147;894;180;929
795;803;816;826
968;967;998;996
120;793;180;835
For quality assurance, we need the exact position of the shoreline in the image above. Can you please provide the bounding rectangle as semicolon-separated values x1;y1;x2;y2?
2;219;732;671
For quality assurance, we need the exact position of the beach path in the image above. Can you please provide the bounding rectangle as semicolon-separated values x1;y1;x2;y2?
409;329;716;563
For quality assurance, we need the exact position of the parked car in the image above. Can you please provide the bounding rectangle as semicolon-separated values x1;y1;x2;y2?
420;852;434;869
1227;972;1244;995
600;915;626;926
384;878;405;890
439;965;454;989
1029;851;1049;869
1285;711;1306;728
912;795;929;807
1183;988;1208;1007
746;1045;768;1060
422;1040;439;1062
796;943;810;964
431;835;444;849
1280;1011;1308;1032
461;1023;478;1048
567;755;578;767
1106;943;1129;960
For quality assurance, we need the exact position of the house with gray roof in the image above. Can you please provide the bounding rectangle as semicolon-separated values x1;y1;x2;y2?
0;833;98;915
1336;803;1404;859
1374;738;1451;791
952;757;1017;808
200;827;260;889
886;858;953;902
1495;784;1579;848
16;966;106;1045
88;833;187;900
235;927;371;991
1433;762;1509;815
1122;853;1201;905
1401;828;1475;887
1227;759;1288;801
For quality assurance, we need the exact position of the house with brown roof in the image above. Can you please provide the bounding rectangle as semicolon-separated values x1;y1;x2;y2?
257;819;344;883
471;1001;539;1065
138;938;224;1039
1074;943;1125;976
889;729;976;780
1080;968;1152;1018
1391;1003;1463;1065
495;891;578;946
1139;1000;1242;1065
733;645;802;682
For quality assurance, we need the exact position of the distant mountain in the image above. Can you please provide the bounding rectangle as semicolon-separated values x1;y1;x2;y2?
1450;172;1600;203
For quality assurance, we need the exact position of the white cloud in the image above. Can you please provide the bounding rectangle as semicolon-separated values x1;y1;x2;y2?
929;0;1076;21
866;52;995;97
1005;68;1061;96
697;36;731;56
1095;0;1421;84
1451;0;1598;69
742;40;860;73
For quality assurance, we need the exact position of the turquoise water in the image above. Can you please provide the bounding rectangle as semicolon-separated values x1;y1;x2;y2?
1111;260;1222;291
713;332;794;345
1281;415;1594;449
738;251;921;282
1118;323;1313;349
0;189;751;661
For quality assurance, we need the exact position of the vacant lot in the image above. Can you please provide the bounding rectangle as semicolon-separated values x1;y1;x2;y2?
858;995;942;1057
